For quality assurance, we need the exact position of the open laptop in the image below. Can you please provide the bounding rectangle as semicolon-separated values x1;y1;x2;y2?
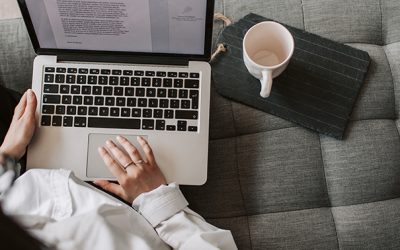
18;0;215;185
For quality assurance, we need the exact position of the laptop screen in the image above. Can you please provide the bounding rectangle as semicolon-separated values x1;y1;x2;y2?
22;0;209;56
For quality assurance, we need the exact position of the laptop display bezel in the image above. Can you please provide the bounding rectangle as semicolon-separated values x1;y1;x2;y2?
17;0;215;63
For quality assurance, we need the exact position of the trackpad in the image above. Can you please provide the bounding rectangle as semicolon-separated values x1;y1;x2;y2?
87;133;147;179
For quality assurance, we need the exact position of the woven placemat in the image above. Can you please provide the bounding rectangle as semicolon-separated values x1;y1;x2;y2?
211;13;371;139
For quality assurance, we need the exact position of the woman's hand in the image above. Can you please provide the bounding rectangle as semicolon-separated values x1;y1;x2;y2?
0;89;37;160
94;136;167;203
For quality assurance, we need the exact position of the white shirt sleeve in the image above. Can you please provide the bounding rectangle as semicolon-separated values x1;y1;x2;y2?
132;183;238;250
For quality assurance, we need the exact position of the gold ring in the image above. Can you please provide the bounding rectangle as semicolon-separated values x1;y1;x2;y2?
123;161;134;169
134;160;145;165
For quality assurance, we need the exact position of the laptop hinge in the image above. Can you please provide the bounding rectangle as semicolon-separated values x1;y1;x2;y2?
55;53;190;66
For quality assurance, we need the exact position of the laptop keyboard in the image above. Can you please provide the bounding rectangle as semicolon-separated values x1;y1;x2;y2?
40;66;200;132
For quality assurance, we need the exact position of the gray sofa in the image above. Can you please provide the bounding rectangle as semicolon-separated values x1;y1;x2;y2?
1;0;399;249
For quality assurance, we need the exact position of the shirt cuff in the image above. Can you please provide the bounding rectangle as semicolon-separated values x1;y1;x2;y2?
132;183;188;227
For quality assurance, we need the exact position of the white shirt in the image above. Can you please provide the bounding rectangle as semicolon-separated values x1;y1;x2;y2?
2;169;237;250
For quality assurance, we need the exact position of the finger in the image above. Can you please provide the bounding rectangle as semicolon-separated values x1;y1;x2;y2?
23;89;37;120
94;180;126;198
116;136;144;164
137;136;156;167
98;147;126;180
105;140;133;169
13;91;28;120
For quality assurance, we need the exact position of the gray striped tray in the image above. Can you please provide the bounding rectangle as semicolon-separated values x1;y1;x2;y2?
211;13;371;139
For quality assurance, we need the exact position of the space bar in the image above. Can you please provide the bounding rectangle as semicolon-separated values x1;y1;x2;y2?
88;118;141;129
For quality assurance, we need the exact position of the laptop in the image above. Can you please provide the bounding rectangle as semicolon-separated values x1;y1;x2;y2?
18;0;215;185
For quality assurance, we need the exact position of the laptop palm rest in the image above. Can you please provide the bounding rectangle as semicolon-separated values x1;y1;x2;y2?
87;133;147;179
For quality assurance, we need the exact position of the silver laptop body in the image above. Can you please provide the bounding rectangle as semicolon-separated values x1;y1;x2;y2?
18;0;215;185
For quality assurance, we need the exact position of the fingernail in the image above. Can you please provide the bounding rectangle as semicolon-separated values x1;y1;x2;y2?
137;136;143;141
116;135;122;141
27;89;33;100
98;146;104;152
106;140;114;146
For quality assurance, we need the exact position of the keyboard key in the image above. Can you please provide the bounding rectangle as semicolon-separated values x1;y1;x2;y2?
100;107;109;116
77;75;86;84
41;115;51;126
145;71;155;76
56;68;66;73
63;116;73;127
43;95;61;104
179;89;188;98
67;106;77;115
179;72;188;78
142;78;151;86
163;78;172;87
74;117;87;127
189;89;199;98
188;126;198;132
123;70;133;76
168;72;177;77
79;68;88;74
103;87;113;95
154;109;163;118
136;88;145;97
142;119;154;130
185;79;200;88
114;87;123;96
78;106;87;115
45;67;55;73
156;120;166;130
134;70;144;76
106;97;115;106
112;70;122;75
157;88;167;98
120;77;130;86
101;69;111;75
146;88;156;97
121;108;130;117
88;118;140;129
73;96;83;105
89;107;98;116
131;77;140;86
66;75;76;84
44;74;54;83
84;96;93;105
168;89;177;98
164;110;174;119
42;105;55;114
177;120;187;131
175;110;198;120
116;97;126;106
170;99;179;108
55;74;65;83
110;76;119;85
60;85;70;94
99;76;108;85
68;68;77;74
152;78;162;87
190;73;200;78
149;99;158;108
71;85;81;94
62;95;72;104
88;75;97;84
110;108;120;117
159;99;169;108
143;109;152;118
156;71;166;77
90;69;100;74
125;87;134;96
166;125;176;131
93;86;102;95
52;116;62;126
79;86;89;95
95;96;104;105
181;100;190;109
127;98;136;107
44;84;59;93
132;108;141;117
56;105;66;115
174;79;183;88
138;98;147;107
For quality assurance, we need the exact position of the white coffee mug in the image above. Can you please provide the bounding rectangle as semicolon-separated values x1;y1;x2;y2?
243;21;294;98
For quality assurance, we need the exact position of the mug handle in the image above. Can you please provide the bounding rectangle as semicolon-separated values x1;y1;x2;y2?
259;70;273;98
